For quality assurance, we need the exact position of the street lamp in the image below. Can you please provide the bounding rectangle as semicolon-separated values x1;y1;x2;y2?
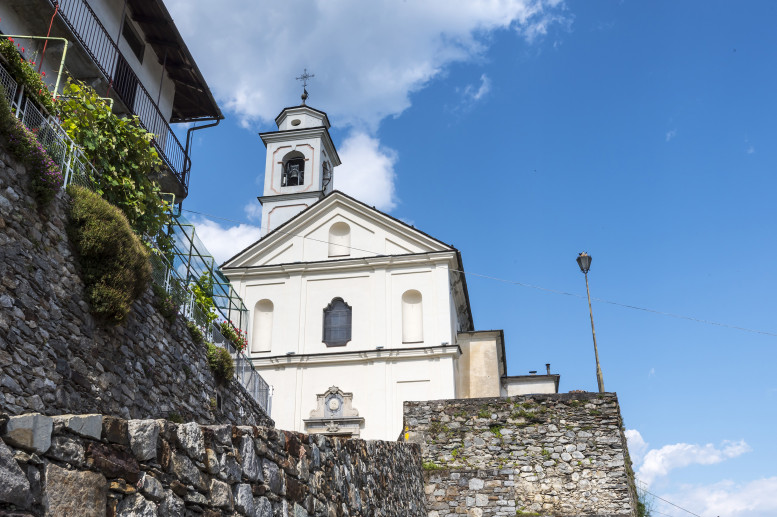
576;252;605;393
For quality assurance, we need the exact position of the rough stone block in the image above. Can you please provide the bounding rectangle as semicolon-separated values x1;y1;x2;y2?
176;422;205;462
140;472;165;502
47;435;85;465
0;438;31;508
116;493;157;516
209;478;233;510
241;435;262;482
53;414;103;439
234;483;254;515
44;463;107;517
86;442;140;484
3;413;53;454
170;452;207;491
158;489;185;517
128;419;160;461
102;416;129;445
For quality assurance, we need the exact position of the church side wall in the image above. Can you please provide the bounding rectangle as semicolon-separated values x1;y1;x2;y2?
0;412;426;516
0;145;271;427
403;393;639;517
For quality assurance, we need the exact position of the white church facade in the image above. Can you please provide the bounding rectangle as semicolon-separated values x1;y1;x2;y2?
222;101;557;441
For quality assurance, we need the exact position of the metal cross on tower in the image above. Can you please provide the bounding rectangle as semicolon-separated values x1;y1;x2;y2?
296;68;315;105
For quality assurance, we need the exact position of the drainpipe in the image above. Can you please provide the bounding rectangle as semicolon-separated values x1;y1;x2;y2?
184;116;221;178
2;36;69;100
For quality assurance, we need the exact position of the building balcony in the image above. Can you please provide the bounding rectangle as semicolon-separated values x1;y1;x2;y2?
0;0;222;199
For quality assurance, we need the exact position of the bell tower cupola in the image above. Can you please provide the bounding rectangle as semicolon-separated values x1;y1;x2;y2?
258;79;341;236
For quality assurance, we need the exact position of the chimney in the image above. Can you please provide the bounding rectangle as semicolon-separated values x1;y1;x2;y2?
546;363;551;375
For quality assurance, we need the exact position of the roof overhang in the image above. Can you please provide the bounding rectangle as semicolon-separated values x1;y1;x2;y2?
127;0;222;122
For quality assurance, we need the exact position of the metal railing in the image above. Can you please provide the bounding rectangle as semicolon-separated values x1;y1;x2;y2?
0;60;17;104
149;249;271;414
212;324;271;412
2;60;98;189
48;0;190;191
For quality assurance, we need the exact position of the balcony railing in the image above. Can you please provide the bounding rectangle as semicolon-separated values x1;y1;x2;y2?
48;0;190;192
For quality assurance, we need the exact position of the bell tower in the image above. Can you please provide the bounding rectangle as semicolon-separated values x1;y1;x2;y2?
258;82;341;236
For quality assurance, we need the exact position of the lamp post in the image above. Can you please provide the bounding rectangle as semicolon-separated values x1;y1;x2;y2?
576;252;605;393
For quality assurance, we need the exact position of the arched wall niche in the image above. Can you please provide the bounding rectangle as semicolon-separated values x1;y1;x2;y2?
252;299;274;353
328;222;351;257
402;290;423;343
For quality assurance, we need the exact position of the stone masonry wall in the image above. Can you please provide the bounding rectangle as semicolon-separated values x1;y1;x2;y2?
403;393;638;517
0;411;426;516
0;139;271;427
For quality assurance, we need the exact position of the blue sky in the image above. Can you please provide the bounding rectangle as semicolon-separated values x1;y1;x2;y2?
168;1;777;515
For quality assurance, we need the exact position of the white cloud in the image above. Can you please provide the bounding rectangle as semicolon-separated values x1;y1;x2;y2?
637;439;751;486
244;200;262;222
188;217;262;265
625;429;648;466
665;129;677;142
167;0;568;129
747;144;755;154
464;74;492;102
659;477;777;517
334;131;398;211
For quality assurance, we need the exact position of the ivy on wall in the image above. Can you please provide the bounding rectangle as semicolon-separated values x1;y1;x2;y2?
56;81;172;248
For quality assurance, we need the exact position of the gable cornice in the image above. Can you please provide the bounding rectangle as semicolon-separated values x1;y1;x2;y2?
222;191;454;268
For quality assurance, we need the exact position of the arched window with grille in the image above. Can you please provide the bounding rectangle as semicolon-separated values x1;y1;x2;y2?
322;298;352;347
328;222;351;257
252;299;274;352
402;290;423;343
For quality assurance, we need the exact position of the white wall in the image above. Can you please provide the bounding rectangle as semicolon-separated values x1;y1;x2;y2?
240;260;454;355
256;353;457;440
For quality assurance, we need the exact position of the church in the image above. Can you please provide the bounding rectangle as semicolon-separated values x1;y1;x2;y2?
221;96;559;441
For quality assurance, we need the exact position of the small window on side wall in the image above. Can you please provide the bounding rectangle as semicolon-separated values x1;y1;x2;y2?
122;18;145;64
323;298;352;347
328;222;351;257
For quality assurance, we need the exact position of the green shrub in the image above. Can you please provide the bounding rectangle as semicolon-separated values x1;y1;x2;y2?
206;342;234;383
66;185;151;324
190;272;217;328
167;412;184;424
186;320;205;345
151;283;178;323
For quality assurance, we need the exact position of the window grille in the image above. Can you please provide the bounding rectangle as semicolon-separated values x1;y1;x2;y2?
323;298;352;346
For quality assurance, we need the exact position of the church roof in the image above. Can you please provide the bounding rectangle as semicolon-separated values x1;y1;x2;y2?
273;105;331;128
223;190;454;267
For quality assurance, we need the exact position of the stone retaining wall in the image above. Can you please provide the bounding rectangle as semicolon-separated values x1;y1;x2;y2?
0;145;272;427
0;412;426;516
403;393;638;516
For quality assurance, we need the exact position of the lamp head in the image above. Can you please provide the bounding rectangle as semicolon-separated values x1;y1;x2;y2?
576;252;592;274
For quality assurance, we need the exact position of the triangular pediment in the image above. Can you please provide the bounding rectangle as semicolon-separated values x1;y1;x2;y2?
222;191;453;269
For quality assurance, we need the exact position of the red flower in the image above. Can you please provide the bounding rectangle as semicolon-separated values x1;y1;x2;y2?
41;71;46;77
8;37;13;43
21;47;25;52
